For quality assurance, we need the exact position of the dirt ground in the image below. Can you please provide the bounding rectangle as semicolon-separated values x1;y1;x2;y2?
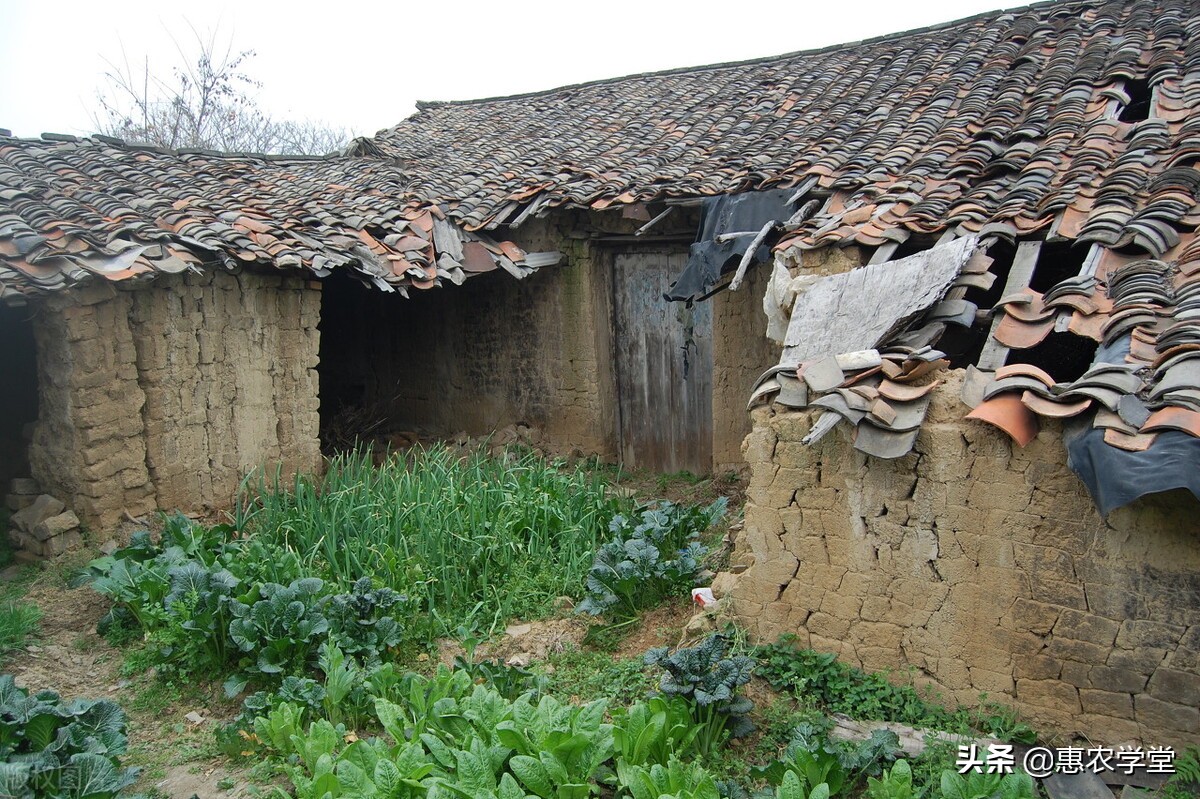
3;562;253;799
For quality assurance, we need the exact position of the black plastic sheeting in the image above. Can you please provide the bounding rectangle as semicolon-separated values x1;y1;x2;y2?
665;189;797;302
1065;335;1200;514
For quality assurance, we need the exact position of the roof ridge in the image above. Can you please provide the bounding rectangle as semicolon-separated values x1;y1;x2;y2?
0;131;344;163
412;0;1085;111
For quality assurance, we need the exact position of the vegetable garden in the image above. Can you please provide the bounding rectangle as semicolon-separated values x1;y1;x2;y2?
2;446;1196;799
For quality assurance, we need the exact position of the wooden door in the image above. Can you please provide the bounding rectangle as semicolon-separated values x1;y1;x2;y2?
612;250;713;473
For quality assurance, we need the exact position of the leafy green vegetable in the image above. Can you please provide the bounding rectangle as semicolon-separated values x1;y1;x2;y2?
0;674;137;799
866;759;920;799
616;757;721;799
612;696;701;767
644;633;754;755
578;499;725;619
938;768;1036;799
227;577;330;679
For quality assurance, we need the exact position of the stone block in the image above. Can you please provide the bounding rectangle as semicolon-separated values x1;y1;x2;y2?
1079;688;1133;719
1047;637;1110;664
1034;578;1088;610
1090;665;1149;693
1055;610;1120;647
8;478;38;496
1060;661;1092;688
1116;620;1187;650
1014;654;1061;681
1016;678;1081;716
10;495;66;533
1107;647;1167;674
5;494;36;512
1134;694;1199;734
32;512;80;543
1009;598;1061;635
1147;668;1200;707
42;531;84;556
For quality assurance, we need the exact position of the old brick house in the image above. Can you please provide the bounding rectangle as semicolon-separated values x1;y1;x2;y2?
3;0;1199;744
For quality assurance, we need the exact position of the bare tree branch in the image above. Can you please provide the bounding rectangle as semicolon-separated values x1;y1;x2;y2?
91;27;348;155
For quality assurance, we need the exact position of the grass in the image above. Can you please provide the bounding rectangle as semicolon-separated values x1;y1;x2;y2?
0;601;39;656
0;564;40;658
539;648;656;706
235;444;633;638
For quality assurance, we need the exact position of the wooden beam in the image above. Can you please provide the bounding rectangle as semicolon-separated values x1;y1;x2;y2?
976;240;1043;370
634;206;676;236
868;241;901;265
728;221;778;291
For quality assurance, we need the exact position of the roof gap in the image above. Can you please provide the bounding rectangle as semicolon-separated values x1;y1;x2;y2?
1117;78;1152;122
1028;240;1089;293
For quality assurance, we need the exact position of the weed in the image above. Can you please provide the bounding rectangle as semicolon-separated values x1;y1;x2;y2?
541;649;655;706
0;599;39;656
756;638;1036;742
1161;746;1200;799
128;677;184;715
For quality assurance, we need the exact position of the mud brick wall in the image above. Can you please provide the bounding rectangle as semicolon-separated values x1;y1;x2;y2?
711;245;866;473
29;285;156;529
29;272;322;529
725;369;1200;747
128;271;322;511
711;264;781;475
319;214;617;458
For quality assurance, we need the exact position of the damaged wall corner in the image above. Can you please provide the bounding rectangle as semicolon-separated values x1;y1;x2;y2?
722;370;1200;747
713;262;781;473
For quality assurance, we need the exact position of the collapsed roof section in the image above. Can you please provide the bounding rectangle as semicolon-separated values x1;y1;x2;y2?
0;135;555;301
372;0;1200;258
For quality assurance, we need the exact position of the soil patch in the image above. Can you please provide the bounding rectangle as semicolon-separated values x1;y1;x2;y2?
2;556;253;798
613;598;697;659
481;616;590;664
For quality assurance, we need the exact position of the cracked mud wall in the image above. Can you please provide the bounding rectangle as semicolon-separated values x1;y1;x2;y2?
30;285;155;529
712;263;781;474
726;369;1200;746
128;271;321;513
28;272;322;529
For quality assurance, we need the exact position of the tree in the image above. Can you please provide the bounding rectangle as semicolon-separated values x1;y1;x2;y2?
92;27;349;156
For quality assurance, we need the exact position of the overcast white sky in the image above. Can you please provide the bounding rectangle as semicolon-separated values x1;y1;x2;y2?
1;0;1020;141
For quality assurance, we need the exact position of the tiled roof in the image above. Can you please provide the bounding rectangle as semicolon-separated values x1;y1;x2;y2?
0;135;540;299
372;0;1200;255
974;252;1200;450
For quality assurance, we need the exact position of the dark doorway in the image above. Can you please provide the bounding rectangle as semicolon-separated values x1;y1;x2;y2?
0;306;38;488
